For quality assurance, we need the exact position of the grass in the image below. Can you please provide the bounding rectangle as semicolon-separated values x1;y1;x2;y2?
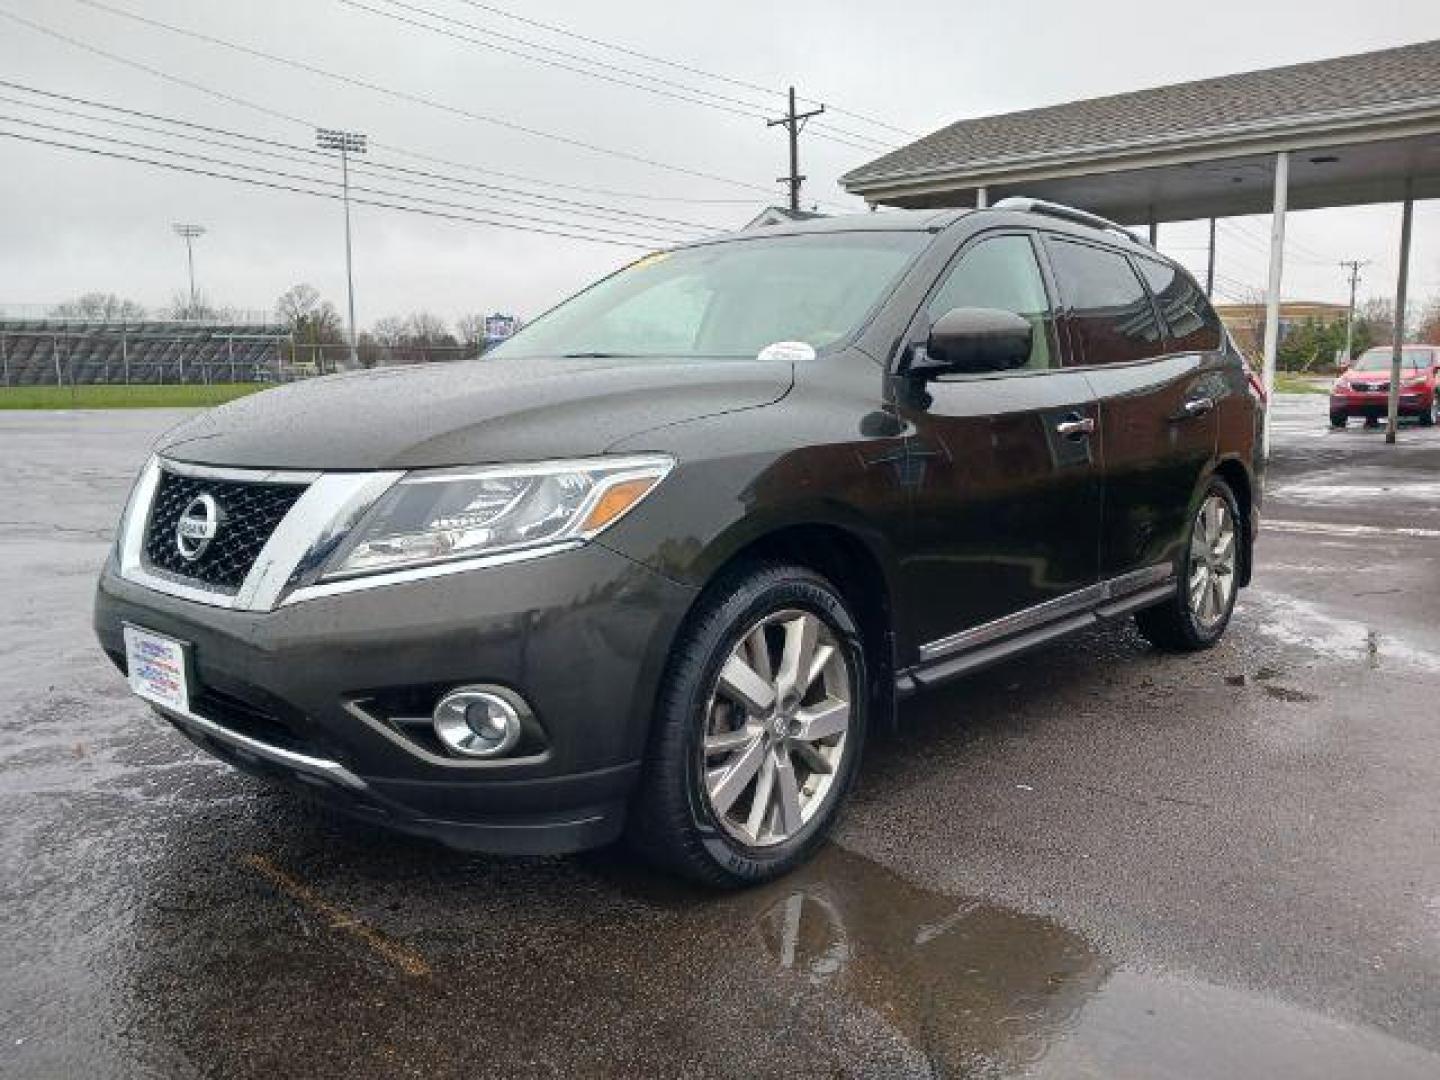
1274;373;1333;395
0;383;266;409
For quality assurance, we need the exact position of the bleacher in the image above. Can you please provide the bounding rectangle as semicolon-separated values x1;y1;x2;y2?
0;319;291;386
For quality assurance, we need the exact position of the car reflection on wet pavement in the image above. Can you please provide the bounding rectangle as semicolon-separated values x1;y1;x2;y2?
4;398;1440;1077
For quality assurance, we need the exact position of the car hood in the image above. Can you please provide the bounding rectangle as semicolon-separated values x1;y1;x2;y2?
158;355;794;470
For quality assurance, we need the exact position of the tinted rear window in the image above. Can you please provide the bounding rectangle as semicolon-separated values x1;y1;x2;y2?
1046;238;1163;365
1135;257;1222;352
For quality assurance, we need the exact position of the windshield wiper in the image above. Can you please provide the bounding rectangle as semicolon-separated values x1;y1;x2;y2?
562;351;629;358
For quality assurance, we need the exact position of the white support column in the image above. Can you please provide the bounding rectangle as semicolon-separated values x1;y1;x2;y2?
1260;150;1289;459
1385;185;1414;445
975;186;989;209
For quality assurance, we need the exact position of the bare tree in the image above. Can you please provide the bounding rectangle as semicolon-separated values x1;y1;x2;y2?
275;284;341;343
455;312;486;348
1355;297;1398;351
1416;295;1440;347
404;311;456;346
167;290;227;321
371;316;409;347
368;312;461;365
49;292;147;321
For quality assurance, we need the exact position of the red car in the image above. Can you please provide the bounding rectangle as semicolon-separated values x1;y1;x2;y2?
1330;345;1439;428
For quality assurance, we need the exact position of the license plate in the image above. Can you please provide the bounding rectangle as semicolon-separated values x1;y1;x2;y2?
123;624;191;713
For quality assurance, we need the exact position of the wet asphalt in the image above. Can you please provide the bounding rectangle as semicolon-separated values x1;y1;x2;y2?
2;396;1438;1078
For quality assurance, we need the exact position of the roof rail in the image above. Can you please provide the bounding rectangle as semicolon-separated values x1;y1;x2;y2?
990;197;1151;248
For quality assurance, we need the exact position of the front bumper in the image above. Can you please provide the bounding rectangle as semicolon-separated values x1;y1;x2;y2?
95;541;696;854
1330;389;1432;417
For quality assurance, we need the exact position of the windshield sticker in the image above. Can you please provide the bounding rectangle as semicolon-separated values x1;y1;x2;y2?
757;340;816;364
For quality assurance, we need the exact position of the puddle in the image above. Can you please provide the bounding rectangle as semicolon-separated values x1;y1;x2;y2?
22;833;1416;1078
1270;477;1440;508
1247;593;1440;674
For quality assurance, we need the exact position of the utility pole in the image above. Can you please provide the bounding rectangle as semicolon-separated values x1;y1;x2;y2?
766;87;824;213
1205;217;1216;298
172;224;205;317
1385;186;1414;446
1339;259;1369;367
317;127;367;369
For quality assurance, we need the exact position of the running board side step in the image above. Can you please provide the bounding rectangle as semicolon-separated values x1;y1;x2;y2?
895;581;1174;696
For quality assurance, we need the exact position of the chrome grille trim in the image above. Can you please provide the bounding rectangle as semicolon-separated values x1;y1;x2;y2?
117;456;403;612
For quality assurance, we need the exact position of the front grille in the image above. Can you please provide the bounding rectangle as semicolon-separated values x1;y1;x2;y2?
142;470;306;593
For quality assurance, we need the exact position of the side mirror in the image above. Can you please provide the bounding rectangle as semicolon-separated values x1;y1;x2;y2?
908;307;1032;378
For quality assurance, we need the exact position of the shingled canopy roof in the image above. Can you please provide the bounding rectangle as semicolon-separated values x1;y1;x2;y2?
841;39;1440;223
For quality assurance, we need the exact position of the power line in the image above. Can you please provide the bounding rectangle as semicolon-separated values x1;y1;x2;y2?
0;8;769;208
0;117;689;246
0;82;716;234
441;0;916;139
1221;218;1333;265
0;112;693;244
342;0;896;154
0;127;666;248
64;0;783;196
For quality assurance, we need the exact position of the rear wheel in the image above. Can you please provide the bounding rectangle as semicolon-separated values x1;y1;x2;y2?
1135;478;1241;652
1329;412;1348;428
628;563;867;887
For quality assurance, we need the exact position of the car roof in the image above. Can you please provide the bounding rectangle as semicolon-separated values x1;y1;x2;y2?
691;204;1184;275
733;207;972;237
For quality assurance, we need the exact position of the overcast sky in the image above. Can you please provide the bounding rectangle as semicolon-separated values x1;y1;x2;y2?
1;0;1438;331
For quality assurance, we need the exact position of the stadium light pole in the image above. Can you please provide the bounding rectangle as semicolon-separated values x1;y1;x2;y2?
171;223;205;318
316;127;366;370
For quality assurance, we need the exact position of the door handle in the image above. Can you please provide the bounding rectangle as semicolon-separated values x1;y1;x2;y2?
1055;415;1096;438
1180;395;1216;418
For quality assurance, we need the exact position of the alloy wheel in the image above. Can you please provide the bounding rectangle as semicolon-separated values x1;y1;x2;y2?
1188;494;1237;630
701;610;851;848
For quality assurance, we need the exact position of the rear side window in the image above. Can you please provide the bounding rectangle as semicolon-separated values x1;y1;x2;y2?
1046;238;1163;365
1135;257;1222;352
926;234;1055;370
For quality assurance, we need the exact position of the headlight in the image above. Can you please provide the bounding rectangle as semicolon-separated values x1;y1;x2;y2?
323;455;672;580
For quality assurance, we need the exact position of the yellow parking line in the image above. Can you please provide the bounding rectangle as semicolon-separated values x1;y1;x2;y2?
241;853;431;977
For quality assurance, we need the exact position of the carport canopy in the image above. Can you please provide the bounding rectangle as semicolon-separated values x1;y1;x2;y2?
842;40;1440;449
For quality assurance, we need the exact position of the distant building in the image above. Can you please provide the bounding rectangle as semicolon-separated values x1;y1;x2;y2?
1212;300;1348;358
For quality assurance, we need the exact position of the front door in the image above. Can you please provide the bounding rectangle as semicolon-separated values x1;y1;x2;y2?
892;231;1103;655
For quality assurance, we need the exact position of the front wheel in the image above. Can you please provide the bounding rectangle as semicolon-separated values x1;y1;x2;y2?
1329;411;1348;428
1135;478;1242;652
628;563;867;887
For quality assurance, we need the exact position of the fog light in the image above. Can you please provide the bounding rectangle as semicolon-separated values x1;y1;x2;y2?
433;686;525;757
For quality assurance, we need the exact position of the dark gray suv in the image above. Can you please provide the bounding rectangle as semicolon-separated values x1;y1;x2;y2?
95;199;1261;885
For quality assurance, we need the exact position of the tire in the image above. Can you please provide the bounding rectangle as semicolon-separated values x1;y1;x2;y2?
1364;416;1380;428
1420;398;1437;427
1329;412;1347;428
627;562;868;887
1135;477;1242;652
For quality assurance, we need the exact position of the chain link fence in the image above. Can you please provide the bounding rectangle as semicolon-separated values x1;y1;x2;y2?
0;321;483;387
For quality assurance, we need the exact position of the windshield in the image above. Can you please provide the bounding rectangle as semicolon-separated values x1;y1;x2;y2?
1353;348;1433;372
491;231;929;360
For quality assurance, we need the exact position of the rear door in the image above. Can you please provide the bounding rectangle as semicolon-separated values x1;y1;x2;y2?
1042;236;1221;584
893;231;1103;655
